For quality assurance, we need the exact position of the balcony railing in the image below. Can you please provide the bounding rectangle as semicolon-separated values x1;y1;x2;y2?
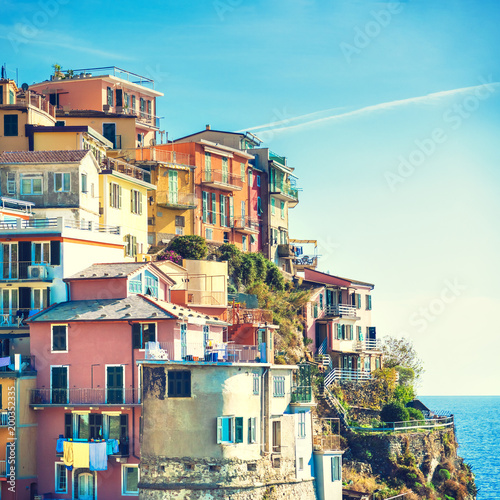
269;151;286;166
67;66;156;88
354;339;381;351
145;341;261;363
0;309;41;328
30;387;140;406
232;217;259;233
100;157;151;183
0;261;51;281
0;217;120;235
0;411;10;426
225;307;273;325
291;385;312;404
115;148;194;167
201;169;244;191
325;368;372;383
0;196;34;215
313;434;341;451
156;191;197;209
11;91;56;118
325;304;358;318
270;182;298;202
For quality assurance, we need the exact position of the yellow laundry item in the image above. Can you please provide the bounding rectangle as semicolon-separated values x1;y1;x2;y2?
73;442;90;468
63;441;73;467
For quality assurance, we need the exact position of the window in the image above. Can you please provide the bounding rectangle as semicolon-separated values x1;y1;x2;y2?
6;173;16;194
240;162;245;181
217;416;243;444
125;234;137;257
55;463;67;493
54;172;70;192
272;420;281;453
271;198;275;215
205;152;212;180
223;232;230;243
132;323;156;349
205;227;213;240
140;98;145;116
222;157;229;184
331;456;341;481
130;189;143;215
319;294;323;310
132;95;136;110
51;366;68;404
366;295;372;310
122;465;139;496
241;200;245;221
375;357;381;370
248;417;257;444
257;196;263;215
147;100;152;116
257;175;261;187
107;87;113;107
298;412;306;438
273;376;285;397
356;293;362;309
168;170;178;204
4;115;18;136
202;191;208;223
33;242;50;263
73;413;103;440
21;174;43;195
55;120;65;126
242;236;247;252
106;366;124;404
357;326;363;341
51;325;67;352
253;373;259;395
280;201;285;219
81;173;88;193
168;370;191;397
110;182;122;208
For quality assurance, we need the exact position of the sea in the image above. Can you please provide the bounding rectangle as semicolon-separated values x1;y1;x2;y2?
420;396;500;500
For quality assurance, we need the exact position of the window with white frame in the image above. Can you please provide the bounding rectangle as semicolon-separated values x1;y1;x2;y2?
33;242;50;263
217;416;243;444
55;463;67;493
122;464;139;495
54;172;70;192
298;411;306;438
331;456;341;481
33;288;48;310
248;417;257;444
110;182;122;209
130;189;143;215
51;325;68;352
21;174;43;195
273;376;285;397
132;323;156;349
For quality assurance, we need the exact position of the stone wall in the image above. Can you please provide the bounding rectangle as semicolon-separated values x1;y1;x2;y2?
139;455;316;500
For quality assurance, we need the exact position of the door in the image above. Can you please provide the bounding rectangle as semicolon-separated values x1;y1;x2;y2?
168;170;178;204
78;473;94;500
1;289;18;325
106;366;124;404
2;243;18;279
180;324;187;359
51;366;68;404
272;420;281;453
102;123;117;149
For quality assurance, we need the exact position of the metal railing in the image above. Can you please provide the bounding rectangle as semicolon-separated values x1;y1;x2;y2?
313;434;341;451
0;197;34;215
117;147;194;166
156;191;197;209
0;261;50;281
270;182;298;201
269;151;286;166
0;309;41;327
0;411;9;426
144;341;261;363
354;339;382;351
325;368;372;384
325;304;358;318
201;169;244;189
350;416;454;433
101;157;151;183
30;387;139;405
63;219;121;235
232;217;259;231
225;307;273;325
316;337;328;356
0;217;120;235
68;66;155;88
14;90;56;118
0;355;35;372
291;385;312;404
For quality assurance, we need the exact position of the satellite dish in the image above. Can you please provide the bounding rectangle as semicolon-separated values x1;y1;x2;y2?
21;83;29;91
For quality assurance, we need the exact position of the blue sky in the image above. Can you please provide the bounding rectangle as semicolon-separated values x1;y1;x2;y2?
2;0;500;395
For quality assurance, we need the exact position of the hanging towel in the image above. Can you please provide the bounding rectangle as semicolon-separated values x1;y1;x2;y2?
0;356;11;368
113;439;120;454
89;441;108;471
106;439;114;455
63;441;73;470
73;442;90;468
56;437;65;453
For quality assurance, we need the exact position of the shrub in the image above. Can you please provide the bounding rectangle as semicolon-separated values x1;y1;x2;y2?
266;265;285;291
380;401;410;423
168;235;207;260
157;249;182;265
439;468;451;480
407;407;425;421
393;384;415;405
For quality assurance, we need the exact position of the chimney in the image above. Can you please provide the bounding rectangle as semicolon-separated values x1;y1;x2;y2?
206;124;211;130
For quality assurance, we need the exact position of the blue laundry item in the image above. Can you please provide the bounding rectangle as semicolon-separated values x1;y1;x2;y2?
56;437;64;453
0;357;11;367
89;441;107;471
106;439;120;455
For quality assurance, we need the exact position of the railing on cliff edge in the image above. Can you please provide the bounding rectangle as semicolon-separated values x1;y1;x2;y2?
349;416;454;433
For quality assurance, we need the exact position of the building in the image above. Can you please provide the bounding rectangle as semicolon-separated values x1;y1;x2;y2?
303;268;382;381
29;66;163;151
138;361;317;499
27;261;228;499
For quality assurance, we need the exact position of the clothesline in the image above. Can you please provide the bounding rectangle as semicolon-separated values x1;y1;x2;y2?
58;438;120;471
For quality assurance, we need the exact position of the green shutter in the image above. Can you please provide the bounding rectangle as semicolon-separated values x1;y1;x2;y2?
211;193;216;224
229;196;234;226
235;417;244;443
202;192;208;223
337;324;341;340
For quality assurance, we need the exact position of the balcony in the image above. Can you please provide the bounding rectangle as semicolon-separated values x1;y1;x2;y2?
145;341;261;364
66;66;156;89
0;309;42;328
269;151;286;167
132;148;194;167
313;418;341;451
0;197;34;217
270;183;299;206
30;387;140;406
291;385;312;404
0;217;121;236
293;256;318;271
2;90;56;118
232;217;259;234
225;307;273;326
156;191;197;210
101;157;151;183
201;169;244;191
56;437;129;458
0;262;51;282
354;339;382;352
325;304;358;319
0;355;36;372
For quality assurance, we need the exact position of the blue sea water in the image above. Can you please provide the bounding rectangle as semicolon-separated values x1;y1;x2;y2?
420;396;500;500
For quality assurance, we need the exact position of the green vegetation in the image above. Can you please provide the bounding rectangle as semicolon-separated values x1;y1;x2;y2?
380;401;409;423
168;235;208;260
381;336;424;382
439;469;451;480
407;407;425;421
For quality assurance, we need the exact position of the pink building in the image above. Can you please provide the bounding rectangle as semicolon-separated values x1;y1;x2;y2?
28;261;227;499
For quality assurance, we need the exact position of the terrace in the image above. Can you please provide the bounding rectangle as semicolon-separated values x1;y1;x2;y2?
232;217;260;234
30;387;140;406
100;156;152;184
0;90;56;118
156;191;197;210
201;169;244;191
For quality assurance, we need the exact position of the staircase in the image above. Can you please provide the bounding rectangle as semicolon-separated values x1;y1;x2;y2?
319;384;350;428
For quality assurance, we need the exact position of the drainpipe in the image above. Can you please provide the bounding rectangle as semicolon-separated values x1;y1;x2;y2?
260;368;269;455
131;325;140;460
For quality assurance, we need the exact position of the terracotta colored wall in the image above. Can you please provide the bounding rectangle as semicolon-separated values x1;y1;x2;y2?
68;278;128;300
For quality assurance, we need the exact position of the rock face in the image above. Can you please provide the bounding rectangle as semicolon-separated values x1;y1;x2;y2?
344;427;477;499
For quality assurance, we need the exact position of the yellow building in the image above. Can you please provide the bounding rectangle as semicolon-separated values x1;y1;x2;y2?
0;358;37;500
0;80;56;152
99;158;156;261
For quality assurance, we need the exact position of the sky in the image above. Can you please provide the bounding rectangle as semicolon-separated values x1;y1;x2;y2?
1;0;500;395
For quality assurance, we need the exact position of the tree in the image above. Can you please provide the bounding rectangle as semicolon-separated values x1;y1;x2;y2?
381;336;424;381
168;235;208;260
380;401;409;423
